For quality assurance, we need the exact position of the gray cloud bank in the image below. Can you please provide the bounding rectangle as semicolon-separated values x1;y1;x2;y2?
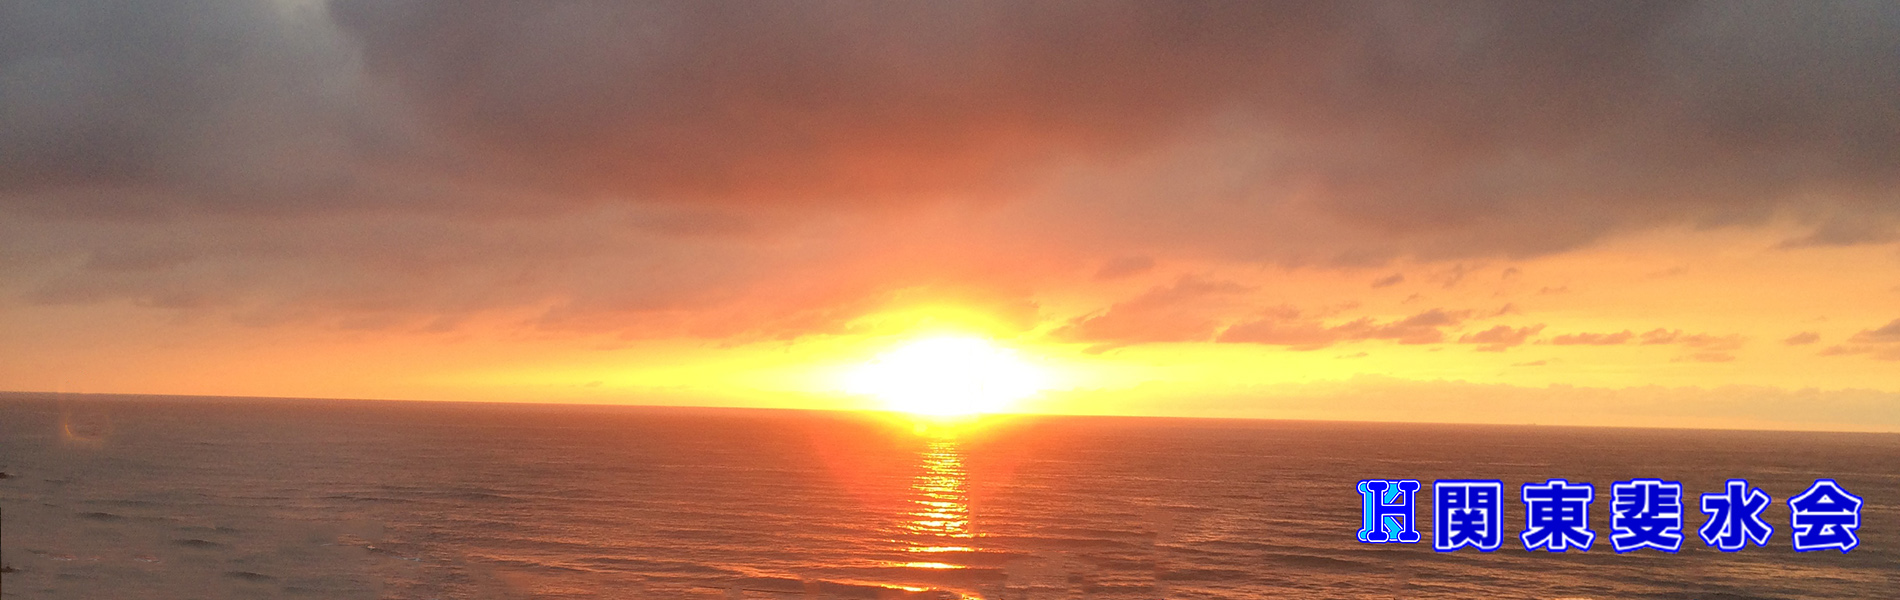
3;1;1898;337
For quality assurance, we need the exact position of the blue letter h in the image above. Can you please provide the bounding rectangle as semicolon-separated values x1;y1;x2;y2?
1359;479;1422;543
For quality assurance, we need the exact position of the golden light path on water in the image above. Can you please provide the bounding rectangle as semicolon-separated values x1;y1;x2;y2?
894;439;975;570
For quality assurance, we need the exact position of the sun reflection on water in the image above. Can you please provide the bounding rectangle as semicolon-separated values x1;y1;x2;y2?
893;439;975;569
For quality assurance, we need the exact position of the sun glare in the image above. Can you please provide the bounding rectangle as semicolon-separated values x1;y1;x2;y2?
844;336;1049;416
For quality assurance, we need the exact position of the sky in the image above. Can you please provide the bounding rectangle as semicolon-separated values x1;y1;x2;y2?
2;1;1898;431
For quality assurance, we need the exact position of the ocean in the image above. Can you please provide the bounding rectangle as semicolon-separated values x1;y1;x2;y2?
0;395;1894;599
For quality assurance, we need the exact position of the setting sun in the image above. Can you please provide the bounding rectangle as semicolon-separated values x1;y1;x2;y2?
843;336;1049;416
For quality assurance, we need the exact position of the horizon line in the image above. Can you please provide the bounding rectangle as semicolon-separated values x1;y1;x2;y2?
3;389;1894;437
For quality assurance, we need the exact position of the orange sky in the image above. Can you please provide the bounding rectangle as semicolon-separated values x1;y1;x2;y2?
2;2;1898;431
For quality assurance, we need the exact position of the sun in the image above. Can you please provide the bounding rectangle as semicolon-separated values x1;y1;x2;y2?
844;336;1050;416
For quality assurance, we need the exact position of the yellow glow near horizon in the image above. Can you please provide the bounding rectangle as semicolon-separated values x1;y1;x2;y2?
843;336;1049;416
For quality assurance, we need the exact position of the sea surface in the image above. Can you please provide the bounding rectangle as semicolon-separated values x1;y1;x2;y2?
0;395;1895;599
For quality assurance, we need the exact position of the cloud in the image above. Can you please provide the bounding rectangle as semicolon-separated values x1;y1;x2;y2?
3;1;1899;341
1778;214;1900;248
1458;324;1545;352
0;0;404;217
1036;377;1900;432
0;204;1069;341
1646;266;1690;279
1093;256;1155;281
1545;327;1746;363
1370;273;1405;288
1212;316;1346;351
1551;330;1635;345
1819;318;1900;360
1638;329;1745;351
1784;331;1821;345
1048;276;1251;352
1849;319;1900;344
1549;328;1743;351
1217;308;1472;349
11;2;1900;221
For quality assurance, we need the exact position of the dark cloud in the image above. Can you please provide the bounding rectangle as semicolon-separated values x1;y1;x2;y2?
10;2;1898;220
4;1;1900;336
1369;273;1405;288
0;0;409;217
